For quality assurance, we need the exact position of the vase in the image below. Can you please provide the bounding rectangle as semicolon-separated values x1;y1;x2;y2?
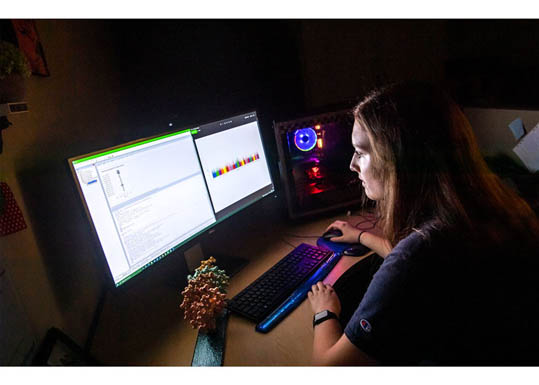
0;74;27;104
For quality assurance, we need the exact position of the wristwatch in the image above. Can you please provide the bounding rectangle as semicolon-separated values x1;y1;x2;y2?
313;310;339;328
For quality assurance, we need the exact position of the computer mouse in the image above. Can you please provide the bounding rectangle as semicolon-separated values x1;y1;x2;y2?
322;228;343;240
343;244;370;256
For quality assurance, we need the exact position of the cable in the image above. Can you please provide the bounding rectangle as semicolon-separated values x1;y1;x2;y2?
281;238;300;249
283;215;380;239
84;286;108;355
282;233;320;239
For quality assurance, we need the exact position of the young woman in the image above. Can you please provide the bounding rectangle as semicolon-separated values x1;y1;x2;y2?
307;82;539;365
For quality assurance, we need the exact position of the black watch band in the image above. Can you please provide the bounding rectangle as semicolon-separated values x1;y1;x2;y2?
313;310;339;328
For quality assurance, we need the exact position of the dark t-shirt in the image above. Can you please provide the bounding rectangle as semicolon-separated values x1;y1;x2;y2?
344;228;539;365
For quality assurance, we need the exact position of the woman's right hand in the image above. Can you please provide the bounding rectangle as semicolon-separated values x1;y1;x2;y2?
324;220;361;244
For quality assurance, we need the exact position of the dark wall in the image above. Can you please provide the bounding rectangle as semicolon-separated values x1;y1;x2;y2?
299;20;448;108
6;20;130;345
445;20;539;109
299;20;539;110
104;20;305;173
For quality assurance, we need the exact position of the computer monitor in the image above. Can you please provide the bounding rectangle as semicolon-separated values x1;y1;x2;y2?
68;111;274;287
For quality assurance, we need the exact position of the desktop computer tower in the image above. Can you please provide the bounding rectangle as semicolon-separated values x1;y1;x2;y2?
273;108;363;219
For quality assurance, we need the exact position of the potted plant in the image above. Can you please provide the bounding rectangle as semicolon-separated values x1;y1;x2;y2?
0;41;31;103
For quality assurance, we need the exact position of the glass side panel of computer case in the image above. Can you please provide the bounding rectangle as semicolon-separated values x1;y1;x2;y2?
274;109;364;218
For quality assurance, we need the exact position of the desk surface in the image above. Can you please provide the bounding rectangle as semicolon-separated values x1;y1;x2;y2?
91;212;375;365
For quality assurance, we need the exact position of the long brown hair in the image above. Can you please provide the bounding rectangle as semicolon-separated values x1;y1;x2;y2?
353;82;539;246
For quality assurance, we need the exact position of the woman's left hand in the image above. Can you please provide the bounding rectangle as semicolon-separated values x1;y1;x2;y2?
307;281;341;316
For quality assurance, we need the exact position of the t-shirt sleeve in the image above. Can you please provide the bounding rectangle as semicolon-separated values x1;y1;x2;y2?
344;232;428;363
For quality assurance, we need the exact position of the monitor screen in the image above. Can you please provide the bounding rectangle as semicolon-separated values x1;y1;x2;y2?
68;111;273;287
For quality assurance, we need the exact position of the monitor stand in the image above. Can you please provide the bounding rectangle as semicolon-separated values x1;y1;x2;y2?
210;255;249;278
184;243;248;278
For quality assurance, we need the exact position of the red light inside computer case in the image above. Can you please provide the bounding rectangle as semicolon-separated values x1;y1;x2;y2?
306;165;323;180
274;109;363;218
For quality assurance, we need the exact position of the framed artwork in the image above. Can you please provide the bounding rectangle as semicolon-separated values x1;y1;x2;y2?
11;19;50;77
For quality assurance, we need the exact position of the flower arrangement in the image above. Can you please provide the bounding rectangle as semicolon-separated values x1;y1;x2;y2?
0;41;31;80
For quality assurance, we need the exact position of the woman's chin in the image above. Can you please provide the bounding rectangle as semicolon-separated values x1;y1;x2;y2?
364;189;380;201
363;186;372;199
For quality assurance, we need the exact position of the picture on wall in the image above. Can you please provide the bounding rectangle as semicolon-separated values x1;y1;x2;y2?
11;19;50;77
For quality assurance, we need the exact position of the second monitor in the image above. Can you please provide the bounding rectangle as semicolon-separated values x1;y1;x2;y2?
69;111;274;287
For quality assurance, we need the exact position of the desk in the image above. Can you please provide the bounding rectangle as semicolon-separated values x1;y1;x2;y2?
91;213;375;365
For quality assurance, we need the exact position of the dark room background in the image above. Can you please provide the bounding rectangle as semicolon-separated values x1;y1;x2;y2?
2;19;539;360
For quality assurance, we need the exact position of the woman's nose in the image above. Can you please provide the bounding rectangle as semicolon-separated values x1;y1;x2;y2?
350;157;360;174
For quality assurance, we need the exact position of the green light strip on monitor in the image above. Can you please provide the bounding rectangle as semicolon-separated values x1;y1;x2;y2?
72;129;192;165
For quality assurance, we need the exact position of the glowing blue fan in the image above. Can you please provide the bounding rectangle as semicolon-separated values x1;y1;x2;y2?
294;128;317;152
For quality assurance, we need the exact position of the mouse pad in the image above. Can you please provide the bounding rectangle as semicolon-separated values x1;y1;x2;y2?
331;253;384;327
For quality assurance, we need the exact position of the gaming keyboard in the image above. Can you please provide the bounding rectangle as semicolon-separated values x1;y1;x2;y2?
227;243;334;322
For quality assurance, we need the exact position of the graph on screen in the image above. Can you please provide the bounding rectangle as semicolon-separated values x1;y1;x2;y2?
211;153;260;178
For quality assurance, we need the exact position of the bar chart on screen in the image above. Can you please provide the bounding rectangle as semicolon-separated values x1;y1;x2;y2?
211;153;260;178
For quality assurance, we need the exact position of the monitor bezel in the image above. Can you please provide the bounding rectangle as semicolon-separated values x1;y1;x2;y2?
67;109;274;289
